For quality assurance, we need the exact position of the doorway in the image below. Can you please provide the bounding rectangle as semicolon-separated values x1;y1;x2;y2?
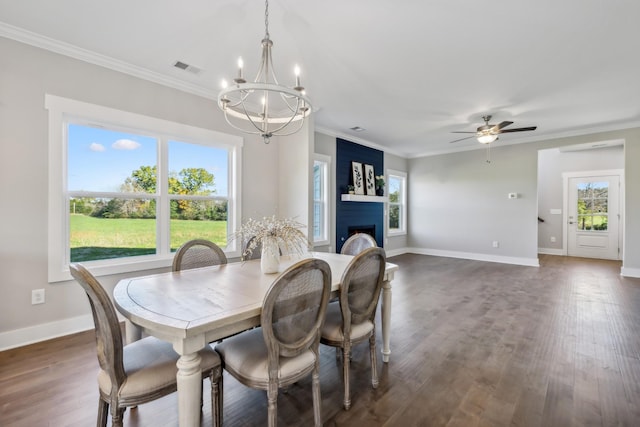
537;141;624;260
564;172;622;260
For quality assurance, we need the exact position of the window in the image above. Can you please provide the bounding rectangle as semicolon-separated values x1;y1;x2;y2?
312;155;330;246
387;170;407;235
46;95;242;282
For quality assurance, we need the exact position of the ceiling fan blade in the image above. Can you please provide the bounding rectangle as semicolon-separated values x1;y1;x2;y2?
449;135;475;143
497;126;537;134
451;131;477;134
491;121;513;132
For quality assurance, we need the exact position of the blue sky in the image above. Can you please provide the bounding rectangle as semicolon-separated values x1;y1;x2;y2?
67;124;229;196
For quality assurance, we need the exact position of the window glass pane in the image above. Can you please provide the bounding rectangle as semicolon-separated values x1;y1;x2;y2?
68;124;157;192
70;197;156;262
388;176;400;203
170;199;228;251
389;205;400;229
168;141;228;196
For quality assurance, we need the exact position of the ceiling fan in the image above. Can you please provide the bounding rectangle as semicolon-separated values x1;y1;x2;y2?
450;115;537;144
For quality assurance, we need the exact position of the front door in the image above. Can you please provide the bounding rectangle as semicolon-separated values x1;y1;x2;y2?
567;175;620;260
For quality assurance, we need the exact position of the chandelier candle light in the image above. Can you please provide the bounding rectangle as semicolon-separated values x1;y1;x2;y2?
218;0;312;144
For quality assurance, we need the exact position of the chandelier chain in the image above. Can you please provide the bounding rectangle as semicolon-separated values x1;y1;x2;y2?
264;0;270;39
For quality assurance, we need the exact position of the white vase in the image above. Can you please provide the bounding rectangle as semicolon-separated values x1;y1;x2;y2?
261;236;280;274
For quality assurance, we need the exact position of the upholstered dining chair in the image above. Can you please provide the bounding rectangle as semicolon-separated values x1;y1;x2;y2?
172;238;227;271
69;263;223;427
215;258;332;427
320;246;386;410
340;232;377;256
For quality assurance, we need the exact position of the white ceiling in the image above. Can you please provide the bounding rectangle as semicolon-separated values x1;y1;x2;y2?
2;0;639;157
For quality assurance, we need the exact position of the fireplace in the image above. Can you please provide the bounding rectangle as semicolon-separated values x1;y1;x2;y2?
347;225;375;239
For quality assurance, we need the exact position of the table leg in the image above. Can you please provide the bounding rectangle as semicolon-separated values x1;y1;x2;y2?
124;320;142;344
381;279;392;362
176;352;202;427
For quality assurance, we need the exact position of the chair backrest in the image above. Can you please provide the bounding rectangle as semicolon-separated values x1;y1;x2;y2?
241;236;262;261
340;233;377;256
172;239;228;271
69;263;125;394
338;247;386;332
261;258;332;362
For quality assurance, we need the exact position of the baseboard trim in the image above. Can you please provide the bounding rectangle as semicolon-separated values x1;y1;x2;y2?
621;266;640;278
406;247;540;267
0;314;94;352
384;247;411;258
538;247;564;255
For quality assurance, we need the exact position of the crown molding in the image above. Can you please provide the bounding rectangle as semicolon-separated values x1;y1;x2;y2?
0;22;217;100
314;126;407;158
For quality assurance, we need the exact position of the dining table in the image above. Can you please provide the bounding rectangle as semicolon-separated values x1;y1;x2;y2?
113;251;398;427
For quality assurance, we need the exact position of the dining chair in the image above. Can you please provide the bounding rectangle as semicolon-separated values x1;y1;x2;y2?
69;263;223;427
320;246;386;410
172;238;227;271
241;235;263;261
340;232;377;256
215;258;332;427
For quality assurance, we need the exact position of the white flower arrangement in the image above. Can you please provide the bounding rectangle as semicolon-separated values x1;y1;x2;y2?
231;215;311;260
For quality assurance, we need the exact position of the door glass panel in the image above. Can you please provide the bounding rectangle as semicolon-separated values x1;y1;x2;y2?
576;182;608;232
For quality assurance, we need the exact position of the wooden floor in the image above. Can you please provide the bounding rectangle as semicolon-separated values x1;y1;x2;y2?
2;254;640;426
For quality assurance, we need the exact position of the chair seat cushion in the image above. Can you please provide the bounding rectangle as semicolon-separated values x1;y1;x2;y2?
215;328;316;386
320;301;374;343
98;336;220;400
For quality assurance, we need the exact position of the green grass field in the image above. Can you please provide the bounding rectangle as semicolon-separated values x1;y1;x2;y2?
70;214;228;262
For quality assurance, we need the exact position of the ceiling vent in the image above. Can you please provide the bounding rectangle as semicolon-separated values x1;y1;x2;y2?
173;61;202;75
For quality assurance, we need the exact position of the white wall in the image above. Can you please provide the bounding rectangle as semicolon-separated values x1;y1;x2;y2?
407;128;640;272
0;37;288;349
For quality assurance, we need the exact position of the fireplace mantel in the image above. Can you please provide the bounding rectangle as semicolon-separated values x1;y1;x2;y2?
341;194;388;203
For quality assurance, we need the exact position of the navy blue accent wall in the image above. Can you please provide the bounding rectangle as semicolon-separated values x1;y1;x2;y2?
336;138;384;252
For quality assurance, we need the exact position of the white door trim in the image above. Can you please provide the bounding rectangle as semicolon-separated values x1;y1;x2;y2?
562;169;624;258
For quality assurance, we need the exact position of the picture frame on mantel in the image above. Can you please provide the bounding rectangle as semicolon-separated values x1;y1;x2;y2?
351;161;365;195
364;164;376;196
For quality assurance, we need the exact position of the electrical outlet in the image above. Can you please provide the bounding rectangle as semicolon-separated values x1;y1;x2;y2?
550;236;556;243
492;241;499;248
32;289;45;305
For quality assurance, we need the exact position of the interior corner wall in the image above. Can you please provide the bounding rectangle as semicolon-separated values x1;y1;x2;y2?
335;138;384;252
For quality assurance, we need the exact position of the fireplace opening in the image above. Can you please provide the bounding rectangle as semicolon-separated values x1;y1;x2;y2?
347;224;375;239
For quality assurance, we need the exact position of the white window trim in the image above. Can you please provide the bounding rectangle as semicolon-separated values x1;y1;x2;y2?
312;154;331;247
387;169;407;237
46;94;243;282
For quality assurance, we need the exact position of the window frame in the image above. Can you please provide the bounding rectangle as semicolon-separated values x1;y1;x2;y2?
387;169;407;236
46;94;243;282
312;154;331;247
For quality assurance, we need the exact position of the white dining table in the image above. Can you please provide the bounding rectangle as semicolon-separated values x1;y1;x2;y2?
113;251;398;427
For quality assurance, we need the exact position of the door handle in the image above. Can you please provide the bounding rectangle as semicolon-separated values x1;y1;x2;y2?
569;221;575;224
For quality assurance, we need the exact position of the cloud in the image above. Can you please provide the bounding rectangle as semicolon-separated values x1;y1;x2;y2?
89;143;106;152
112;139;141;150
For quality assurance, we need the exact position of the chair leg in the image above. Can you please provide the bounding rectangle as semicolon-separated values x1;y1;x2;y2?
110;405;125;427
267;382;278;427
312;362;322;426
97;398;109;427
211;366;223;427
342;345;351;410
369;333;379;388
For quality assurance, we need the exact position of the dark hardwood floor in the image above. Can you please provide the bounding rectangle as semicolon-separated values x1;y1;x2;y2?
2;254;640;426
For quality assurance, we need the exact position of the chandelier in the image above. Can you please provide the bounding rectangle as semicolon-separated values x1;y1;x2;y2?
217;0;312;144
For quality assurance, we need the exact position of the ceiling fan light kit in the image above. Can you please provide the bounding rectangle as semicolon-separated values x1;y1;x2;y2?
477;133;498;144
217;0;312;144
